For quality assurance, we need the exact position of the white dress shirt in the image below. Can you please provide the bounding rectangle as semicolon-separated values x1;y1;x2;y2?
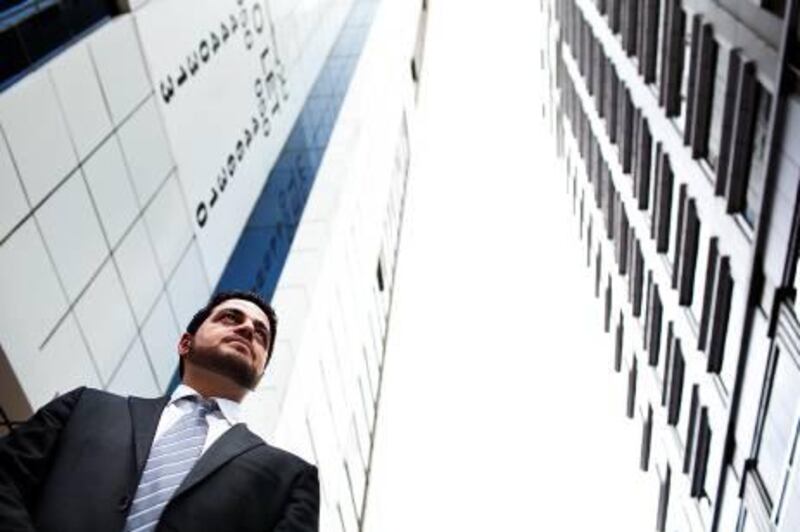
153;384;243;454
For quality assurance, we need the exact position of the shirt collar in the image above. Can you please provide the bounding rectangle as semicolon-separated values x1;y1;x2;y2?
170;383;243;426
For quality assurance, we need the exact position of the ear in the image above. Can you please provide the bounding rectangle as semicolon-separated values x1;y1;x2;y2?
178;333;193;358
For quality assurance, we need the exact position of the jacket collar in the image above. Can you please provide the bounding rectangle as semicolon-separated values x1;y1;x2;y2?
172;424;263;499
128;395;170;474
127;394;264;497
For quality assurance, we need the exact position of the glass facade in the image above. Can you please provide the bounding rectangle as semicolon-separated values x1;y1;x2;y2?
216;0;380;301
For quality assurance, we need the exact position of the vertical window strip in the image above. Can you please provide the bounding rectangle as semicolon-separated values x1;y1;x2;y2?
689;24;718;159
641;404;654;471
714;49;741;195
678;200;700;306
655;151;674;252
628;356;638;419
638;118;653;210
725;60;757;214
683;15;702;143
690;407;711;497
663;2;686;116
621;88;634;173
605;275;613;333
656;465;672;531
698;237;719;351
672;184;688;286
643;0;660;83
595;38;606;116
624;0;639;56
683;384;700;474
596;248;603;299
649;284;663;366
607;64;619;142
744;85;772;226
615;311;625;372
662;322;675;406
644;270;654;350
619;201;630;275
633;240;645;317
667;339;685;426
708;257;733;373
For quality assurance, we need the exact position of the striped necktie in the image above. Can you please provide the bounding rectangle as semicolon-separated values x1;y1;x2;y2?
124;397;217;532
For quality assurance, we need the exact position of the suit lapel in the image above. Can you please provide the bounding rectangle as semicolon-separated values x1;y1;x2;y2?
128;395;170;474
172;423;263;499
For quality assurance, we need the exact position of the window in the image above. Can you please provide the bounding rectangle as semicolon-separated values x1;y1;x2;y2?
757;345;800;504
620;87;634;173
714;50;742;195
656;464;671;531
641;0;660;83
744;84;772;226
665;337;685;426
627;356;638;419
652;150;674;253
615;311;624;372
673;197;701;306
683;15;702;138
596;248;603;298
617;199;629;275
706;46;731;171
635;117;653;210
594;39;605;116
376;258;385;292
644;271;653;347
670;184;688;269
674;11;695;127
609;0;622;34
605;63;618;142
698;238;719;350
689;407;711;498
687;24;718;160
641;404;653;471
646;283;663;366
660;1;687;117
655;0;669;91
1;0;119;89
726;62;771;225
622;0;638;57
605;275;613;333
632;240;644;317
762;0;787;17
659;321;673;396
704;255;733;374
683;385;700;467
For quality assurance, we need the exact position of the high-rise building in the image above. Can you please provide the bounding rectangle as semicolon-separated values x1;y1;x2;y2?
0;0;428;529
542;0;800;530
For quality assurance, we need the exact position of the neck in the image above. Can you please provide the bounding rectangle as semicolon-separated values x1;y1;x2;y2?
182;367;247;403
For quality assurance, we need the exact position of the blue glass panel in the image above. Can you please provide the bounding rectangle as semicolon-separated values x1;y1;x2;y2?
215;0;382;308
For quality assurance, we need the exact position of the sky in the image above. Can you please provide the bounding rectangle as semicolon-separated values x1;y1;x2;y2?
362;1;658;529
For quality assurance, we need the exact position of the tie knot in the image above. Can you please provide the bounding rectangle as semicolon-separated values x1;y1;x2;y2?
189;396;218;416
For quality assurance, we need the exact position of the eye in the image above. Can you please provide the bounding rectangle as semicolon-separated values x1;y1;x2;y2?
255;329;269;345
219;310;237;323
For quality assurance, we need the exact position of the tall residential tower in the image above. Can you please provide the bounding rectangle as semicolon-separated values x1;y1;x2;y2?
542;0;800;530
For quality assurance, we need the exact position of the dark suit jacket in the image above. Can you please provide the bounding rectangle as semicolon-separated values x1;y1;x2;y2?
0;387;319;531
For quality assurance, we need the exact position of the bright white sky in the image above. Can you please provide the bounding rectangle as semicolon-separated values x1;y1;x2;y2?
362;1;658;530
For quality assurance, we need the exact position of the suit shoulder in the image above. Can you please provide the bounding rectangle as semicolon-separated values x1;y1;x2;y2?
248;432;316;473
77;386;129;404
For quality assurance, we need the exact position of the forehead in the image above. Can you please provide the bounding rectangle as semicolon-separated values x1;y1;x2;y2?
211;299;270;329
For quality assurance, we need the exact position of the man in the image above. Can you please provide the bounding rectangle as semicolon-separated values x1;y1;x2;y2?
0;291;319;532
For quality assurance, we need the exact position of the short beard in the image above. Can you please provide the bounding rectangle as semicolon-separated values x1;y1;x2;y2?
188;343;261;390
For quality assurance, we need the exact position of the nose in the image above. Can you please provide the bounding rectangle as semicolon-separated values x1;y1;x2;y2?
233;319;255;340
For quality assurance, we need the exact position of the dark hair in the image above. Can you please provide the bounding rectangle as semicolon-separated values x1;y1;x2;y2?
179;290;278;378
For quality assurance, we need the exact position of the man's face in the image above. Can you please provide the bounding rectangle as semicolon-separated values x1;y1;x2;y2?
180;299;272;390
